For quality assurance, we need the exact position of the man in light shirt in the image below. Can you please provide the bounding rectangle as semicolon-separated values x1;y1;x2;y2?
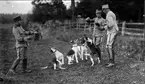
102;4;119;67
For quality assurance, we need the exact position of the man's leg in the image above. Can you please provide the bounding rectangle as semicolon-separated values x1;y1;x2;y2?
22;47;31;73
95;37;102;61
9;48;21;74
108;47;114;63
106;33;117;67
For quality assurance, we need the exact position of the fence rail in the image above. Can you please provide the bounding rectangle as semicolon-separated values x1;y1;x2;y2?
58;22;144;38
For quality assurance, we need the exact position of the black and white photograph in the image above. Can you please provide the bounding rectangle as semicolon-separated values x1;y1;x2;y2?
0;0;144;84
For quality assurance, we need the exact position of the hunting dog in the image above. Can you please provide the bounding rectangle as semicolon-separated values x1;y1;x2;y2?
49;47;66;70
78;38;91;61
80;35;101;66
67;39;81;65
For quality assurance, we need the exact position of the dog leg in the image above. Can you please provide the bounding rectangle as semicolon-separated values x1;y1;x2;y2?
53;63;57;70
67;56;73;65
90;56;94;66
72;54;75;61
81;50;84;60
84;49;88;60
85;53;90;60
97;57;101;64
78;52;82;61
61;56;64;65
75;53;79;63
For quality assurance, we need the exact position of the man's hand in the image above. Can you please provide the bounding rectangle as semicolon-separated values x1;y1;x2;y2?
85;17;90;21
24;36;34;41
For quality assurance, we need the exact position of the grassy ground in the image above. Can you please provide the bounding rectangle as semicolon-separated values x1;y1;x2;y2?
0;26;145;84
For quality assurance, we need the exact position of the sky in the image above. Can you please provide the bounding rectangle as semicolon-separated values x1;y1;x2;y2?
0;0;79;14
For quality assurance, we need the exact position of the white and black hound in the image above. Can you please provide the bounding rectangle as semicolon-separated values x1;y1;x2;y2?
67;40;81;65
66;48;75;65
49;48;66;70
80;35;101;66
78;38;91;61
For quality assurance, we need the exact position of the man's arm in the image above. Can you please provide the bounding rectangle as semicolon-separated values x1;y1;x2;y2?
107;16;114;28
13;27;25;42
85;17;95;22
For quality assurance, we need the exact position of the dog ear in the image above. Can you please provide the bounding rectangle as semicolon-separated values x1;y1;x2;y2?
70;40;74;43
50;48;53;53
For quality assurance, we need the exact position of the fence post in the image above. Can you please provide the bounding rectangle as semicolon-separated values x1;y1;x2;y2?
63;24;66;32
84;22;86;32
122;21;126;36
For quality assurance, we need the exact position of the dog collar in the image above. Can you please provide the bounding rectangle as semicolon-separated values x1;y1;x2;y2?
72;45;78;47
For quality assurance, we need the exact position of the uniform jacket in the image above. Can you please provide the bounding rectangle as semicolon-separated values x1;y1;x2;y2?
12;25;27;48
106;11;119;35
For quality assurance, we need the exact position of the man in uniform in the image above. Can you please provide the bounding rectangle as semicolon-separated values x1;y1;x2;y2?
9;16;35;74
102;4;119;67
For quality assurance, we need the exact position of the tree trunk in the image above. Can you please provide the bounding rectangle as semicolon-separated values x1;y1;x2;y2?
71;0;75;22
140;0;145;61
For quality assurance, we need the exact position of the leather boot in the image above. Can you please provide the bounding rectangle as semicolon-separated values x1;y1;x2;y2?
22;59;32;73
9;59;21;74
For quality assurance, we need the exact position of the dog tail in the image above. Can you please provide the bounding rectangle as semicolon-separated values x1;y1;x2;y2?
41;66;48;70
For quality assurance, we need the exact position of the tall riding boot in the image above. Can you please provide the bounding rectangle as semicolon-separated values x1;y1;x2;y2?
9;59;21;74
22;59;31;73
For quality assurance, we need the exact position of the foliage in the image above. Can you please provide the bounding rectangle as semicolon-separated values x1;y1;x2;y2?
75;0;144;22
30;0;67;23
0;13;31;30
75;0;103;18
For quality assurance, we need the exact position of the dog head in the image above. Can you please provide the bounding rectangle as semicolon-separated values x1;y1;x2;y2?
80;36;93;45
70;39;79;44
50;47;56;53
70;40;74;44
87;37;93;44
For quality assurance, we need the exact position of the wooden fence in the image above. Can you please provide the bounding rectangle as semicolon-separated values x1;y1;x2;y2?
58;22;144;38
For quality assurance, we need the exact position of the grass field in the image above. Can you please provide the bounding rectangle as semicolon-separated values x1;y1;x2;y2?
0;24;145;84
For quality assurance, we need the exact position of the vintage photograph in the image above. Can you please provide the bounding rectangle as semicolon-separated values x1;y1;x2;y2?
0;0;144;84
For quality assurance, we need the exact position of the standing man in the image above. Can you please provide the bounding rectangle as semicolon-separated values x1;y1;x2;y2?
93;9;105;47
9;16;35;74
102;4;119;67
92;9;106;62
85;9;106;62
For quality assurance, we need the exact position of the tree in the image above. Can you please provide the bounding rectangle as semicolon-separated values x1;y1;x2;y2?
75;0;104;18
30;0;67;23
71;0;75;21
75;0;144;21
